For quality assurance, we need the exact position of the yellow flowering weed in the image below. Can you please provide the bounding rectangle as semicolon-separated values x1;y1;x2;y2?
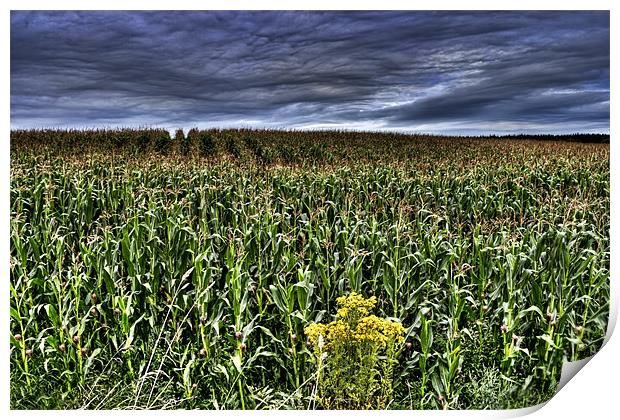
304;292;405;409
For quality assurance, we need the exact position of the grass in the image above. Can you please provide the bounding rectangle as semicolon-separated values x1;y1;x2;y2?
9;129;609;409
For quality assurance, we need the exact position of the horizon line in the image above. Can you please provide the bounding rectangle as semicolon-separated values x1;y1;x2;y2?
9;126;611;138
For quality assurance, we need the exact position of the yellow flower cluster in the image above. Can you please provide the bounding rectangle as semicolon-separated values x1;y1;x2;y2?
305;322;328;347
382;320;406;342
354;315;406;346
326;320;350;344
305;292;405;351
335;292;377;319
352;315;387;344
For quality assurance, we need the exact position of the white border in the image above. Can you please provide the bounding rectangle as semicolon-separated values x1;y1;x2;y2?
3;2;616;419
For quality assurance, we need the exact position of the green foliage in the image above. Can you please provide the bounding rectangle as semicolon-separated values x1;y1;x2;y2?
225;136;242;159
9;129;609;409
154;131;171;154
174;129;186;155
244;136;273;165
306;143;333;163
199;132;215;157
277;143;297;164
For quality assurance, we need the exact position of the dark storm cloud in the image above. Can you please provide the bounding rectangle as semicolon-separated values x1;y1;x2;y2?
10;11;609;133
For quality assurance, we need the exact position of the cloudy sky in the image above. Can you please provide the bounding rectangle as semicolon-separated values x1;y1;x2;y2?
10;11;609;134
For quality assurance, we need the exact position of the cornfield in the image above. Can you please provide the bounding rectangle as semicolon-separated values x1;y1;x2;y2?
10;129;609;409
